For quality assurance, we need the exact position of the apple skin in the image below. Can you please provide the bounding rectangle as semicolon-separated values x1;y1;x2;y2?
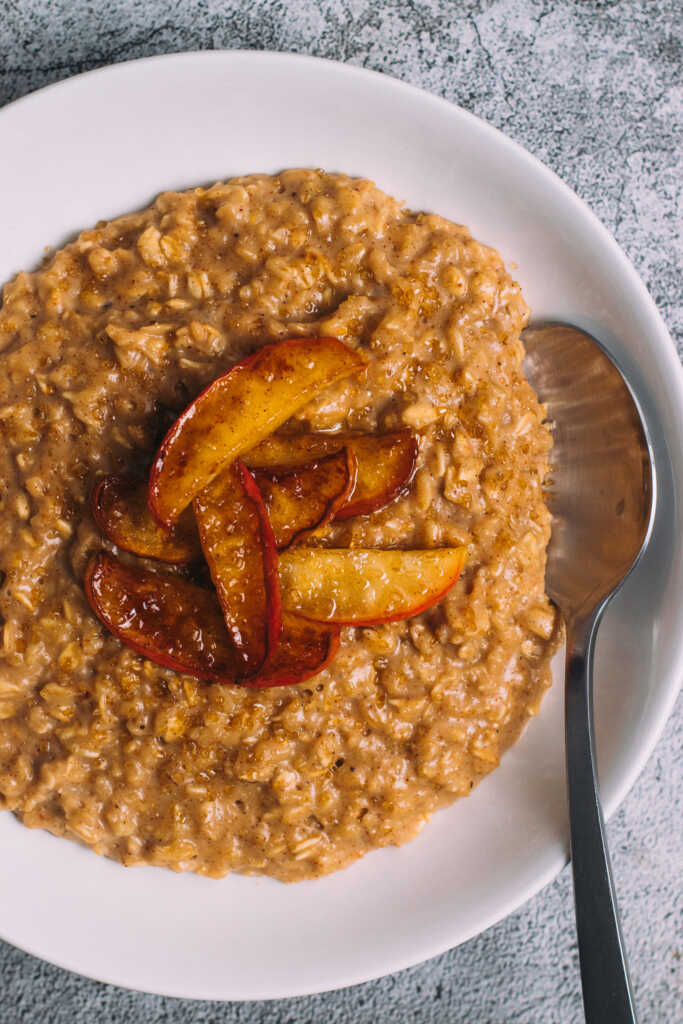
253;447;357;550
92;475;202;564
194;459;282;678
336;432;418;520
147;337;366;528
242;614;341;689
83;552;242;682
278;547;467;626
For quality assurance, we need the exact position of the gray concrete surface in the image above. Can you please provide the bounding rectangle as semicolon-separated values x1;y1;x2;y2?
0;1;681;1021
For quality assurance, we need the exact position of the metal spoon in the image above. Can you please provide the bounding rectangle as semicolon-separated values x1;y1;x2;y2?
522;323;656;1024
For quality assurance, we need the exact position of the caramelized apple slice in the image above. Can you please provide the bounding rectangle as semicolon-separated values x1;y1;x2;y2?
92;475;202;564
337;432;418;520
84;553;240;681
148;337;366;526
245;430;418;520
244;613;340;688
193;460;281;676
253;449;357;549
279;547;467;625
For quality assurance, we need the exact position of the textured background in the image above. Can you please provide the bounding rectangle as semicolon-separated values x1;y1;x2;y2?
0;1;681;1021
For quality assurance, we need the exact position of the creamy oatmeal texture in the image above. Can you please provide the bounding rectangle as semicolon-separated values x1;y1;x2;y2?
0;171;556;881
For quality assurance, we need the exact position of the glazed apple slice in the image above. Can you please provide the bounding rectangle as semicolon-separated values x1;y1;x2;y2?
245;430;418;520
253;448;357;549
278;547;467;625
193;459;281;676
148;337;366;527
84;553;241;681
92;475;202;564
337;431;418;519
243;613;341;689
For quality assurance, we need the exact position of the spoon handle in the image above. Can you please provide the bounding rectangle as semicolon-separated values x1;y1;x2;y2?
565;612;638;1024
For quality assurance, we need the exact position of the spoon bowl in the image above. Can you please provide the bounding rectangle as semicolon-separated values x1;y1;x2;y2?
524;323;655;620
523;322;656;1024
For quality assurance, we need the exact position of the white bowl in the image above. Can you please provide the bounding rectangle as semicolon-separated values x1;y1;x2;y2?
0;51;681;1001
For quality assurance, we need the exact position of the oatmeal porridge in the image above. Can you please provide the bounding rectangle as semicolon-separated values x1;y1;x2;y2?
0;171;557;881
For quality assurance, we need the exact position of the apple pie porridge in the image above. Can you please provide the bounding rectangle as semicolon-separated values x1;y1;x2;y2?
0;170;557;881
